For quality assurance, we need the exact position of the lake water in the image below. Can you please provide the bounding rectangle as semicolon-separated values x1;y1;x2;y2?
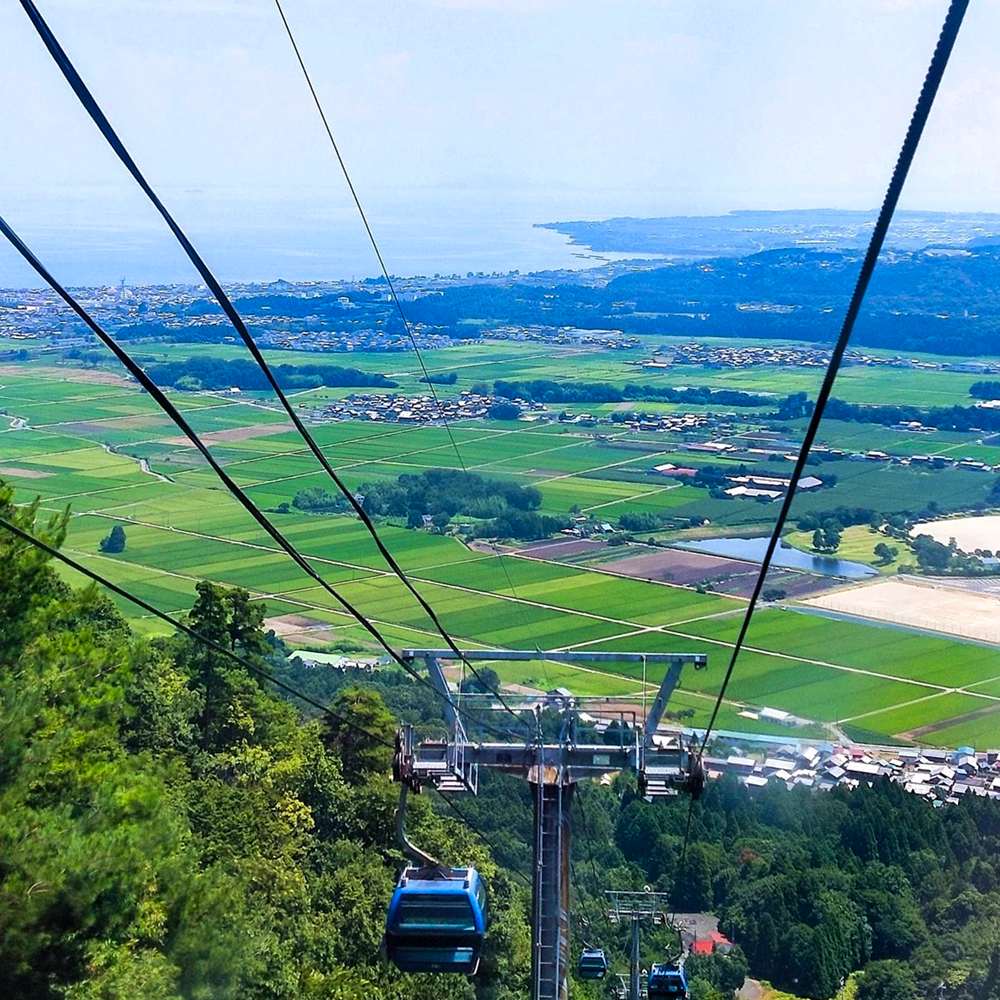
674;536;877;579
0;189;659;288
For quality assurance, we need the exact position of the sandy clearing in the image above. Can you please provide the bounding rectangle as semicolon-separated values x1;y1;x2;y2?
0;465;51;479
803;577;1000;645
0;365;132;386
161;421;294;446
914;515;1000;553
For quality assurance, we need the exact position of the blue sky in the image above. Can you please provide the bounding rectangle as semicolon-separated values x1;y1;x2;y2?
1;1;998;282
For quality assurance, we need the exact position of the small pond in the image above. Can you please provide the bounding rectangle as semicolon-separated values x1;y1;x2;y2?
674;536;877;579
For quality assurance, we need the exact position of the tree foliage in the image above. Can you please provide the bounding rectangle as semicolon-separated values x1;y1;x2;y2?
0;487;526;1000
147;357;397;392
99;523;127;553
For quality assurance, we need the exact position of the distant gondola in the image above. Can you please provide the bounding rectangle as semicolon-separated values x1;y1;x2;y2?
578;946;609;980
384;864;488;975
647;962;688;999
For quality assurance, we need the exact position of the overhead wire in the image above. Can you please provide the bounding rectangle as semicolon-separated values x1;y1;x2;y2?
696;0;970;757
430;788;533;886
17;0;525;728
574;790;610;932
573;786;625;974
0;511;394;748
0;510;532;881
660;0;973;912
271;0;546;668
0;209;512;741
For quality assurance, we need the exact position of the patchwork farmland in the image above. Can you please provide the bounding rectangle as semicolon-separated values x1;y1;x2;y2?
2;365;1000;748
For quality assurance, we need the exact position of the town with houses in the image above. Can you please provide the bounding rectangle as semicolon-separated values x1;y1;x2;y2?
3;277;1000;374
694;738;1000;806
287;650;1000;807
314;390;1000;489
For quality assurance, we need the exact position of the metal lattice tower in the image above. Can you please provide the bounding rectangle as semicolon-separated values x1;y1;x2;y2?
393;649;706;1000
606;890;674;1000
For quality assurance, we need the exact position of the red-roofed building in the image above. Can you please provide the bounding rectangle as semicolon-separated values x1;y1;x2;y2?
692;931;733;955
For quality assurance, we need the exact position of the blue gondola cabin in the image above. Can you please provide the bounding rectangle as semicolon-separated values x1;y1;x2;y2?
384;865;488;975
579;946;609;980
648;962;688;999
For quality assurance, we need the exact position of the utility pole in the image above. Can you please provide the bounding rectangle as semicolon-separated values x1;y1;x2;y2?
393;649;707;1000
606;889;673;1000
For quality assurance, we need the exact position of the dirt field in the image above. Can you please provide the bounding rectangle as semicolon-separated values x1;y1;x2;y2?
523;542;838;599
265;613;342;647
914;514;1000;553
519;537;607;559
803;578;1000;645
162;422;294;447
0;365;132;386
0;465;51;479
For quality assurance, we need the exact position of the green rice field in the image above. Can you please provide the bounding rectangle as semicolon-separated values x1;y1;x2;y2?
2;363;1000;749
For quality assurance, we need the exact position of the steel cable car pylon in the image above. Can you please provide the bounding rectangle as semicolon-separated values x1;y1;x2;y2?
391;647;707;1000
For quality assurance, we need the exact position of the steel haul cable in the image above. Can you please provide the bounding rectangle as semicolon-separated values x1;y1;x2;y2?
0;210;513;740
17;0;524;727
663;0;972;907
271;0;546;667
696;0;970;757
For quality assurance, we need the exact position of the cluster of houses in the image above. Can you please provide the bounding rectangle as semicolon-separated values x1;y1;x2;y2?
632;342;1000;375
521;691;1000;808
264;324;460;354
320;392;718;432
636;343;837;369
486;324;641;349
318;390;546;424
616;412;711;433
650;459;827;500
288;650;383;671
699;742;1000;803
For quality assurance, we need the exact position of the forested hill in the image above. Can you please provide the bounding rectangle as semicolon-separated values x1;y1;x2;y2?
0;484;525;1000
3;478;1000;1000
91;240;1000;358
537;210;1000;257
398;245;1000;356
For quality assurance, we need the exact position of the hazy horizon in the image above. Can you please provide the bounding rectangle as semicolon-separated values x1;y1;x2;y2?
4;1;1000;287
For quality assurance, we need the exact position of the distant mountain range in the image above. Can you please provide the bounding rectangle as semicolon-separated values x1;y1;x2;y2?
537;209;1000;260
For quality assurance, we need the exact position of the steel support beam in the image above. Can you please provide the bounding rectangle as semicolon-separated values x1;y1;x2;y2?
531;773;572;1000
403;649;706;668
630;914;641;1000
394;649;706;1000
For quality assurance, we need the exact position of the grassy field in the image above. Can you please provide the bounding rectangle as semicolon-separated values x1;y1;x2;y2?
3;361;1000;748
784;525;900;572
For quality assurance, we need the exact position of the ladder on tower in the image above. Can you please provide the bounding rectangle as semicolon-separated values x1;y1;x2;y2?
532;777;571;1000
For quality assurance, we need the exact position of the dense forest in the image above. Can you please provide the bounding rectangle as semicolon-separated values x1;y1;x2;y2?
287;470;570;541
145;357;397;392
776;392;1000;435
4;481;1000;1000
94;243;1000;358
395;246;1000;356
491;380;772;408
